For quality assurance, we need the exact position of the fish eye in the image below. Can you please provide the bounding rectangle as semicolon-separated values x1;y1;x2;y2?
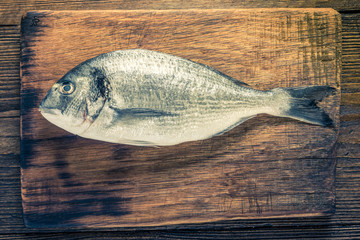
59;82;75;95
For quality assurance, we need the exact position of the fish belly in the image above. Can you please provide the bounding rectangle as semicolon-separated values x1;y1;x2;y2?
81;99;272;146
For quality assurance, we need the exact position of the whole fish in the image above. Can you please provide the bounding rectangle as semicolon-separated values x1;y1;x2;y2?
39;49;335;146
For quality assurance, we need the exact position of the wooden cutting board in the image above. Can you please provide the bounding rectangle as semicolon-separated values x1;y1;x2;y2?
20;9;341;228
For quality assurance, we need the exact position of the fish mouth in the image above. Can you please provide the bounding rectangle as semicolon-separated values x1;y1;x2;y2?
39;104;61;116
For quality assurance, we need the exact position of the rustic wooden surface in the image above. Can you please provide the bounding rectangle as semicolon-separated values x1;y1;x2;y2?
20;9;340;228
0;0;360;239
1;0;360;25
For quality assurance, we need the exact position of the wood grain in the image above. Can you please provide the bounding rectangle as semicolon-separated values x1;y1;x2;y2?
1;0;360;25
0;7;360;240
20;9;340;228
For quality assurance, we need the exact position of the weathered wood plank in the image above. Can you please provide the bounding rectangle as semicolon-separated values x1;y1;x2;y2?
0;154;23;232
1;0;360;25
0;153;359;233
2;225;360;239
1;153;360;234
0;25;20;121
0;9;359;239
20;9;340;228
337;13;360;158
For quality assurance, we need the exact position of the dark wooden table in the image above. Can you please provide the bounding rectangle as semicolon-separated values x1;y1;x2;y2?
1;1;360;239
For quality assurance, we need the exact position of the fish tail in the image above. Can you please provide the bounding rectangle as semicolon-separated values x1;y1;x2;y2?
273;86;336;127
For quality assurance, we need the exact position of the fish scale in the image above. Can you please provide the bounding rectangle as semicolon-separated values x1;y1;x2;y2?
39;49;336;146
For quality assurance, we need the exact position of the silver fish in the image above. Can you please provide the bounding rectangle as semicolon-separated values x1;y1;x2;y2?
39;49;335;146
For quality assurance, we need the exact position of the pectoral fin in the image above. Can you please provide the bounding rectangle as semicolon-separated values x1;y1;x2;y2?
110;106;176;118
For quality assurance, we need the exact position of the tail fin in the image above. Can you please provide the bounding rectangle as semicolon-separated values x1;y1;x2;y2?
277;86;336;127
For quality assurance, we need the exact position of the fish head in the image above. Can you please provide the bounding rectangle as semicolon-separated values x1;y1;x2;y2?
39;66;99;135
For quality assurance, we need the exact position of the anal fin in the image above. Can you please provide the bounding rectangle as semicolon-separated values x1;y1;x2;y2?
213;115;255;137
